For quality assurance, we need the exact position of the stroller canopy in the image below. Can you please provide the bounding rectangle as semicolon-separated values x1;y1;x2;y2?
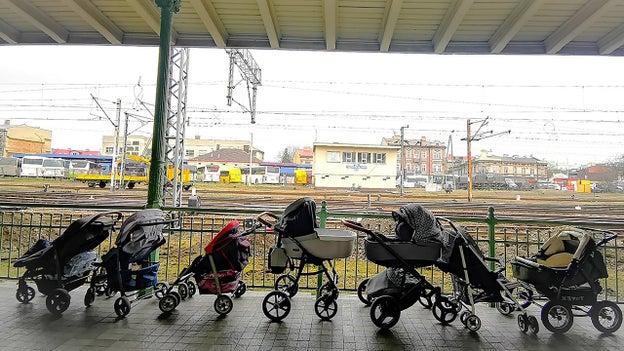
391;204;443;243
277;197;318;238
536;226;593;267
205;220;239;254
53;212;116;265
115;209;166;262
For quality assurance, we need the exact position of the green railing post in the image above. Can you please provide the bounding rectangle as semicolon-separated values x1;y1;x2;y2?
317;201;328;296
487;206;497;271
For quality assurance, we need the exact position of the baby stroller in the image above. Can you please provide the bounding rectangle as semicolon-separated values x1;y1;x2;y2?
434;215;538;333
342;204;460;330
13;211;122;315
159;219;259;315
89;209;172;318
258;197;356;322
511;226;621;334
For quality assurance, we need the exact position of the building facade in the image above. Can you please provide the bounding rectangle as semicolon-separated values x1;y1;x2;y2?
312;142;399;189
382;136;448;179
0;122;52;157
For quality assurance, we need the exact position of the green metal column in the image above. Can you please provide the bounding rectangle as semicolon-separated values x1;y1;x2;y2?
317;201;328;296
146;0;180;209
487;206;497;271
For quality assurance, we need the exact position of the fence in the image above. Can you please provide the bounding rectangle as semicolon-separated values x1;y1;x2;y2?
0;202;622;302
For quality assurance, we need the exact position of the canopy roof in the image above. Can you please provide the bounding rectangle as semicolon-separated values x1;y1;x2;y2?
2;0;624;56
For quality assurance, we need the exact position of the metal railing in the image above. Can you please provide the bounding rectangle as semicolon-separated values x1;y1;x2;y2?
0;203;622;301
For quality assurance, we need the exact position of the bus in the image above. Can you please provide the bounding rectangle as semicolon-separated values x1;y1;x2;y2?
219;168;242;184
68;160;100;176
20;156;46;177
241;166;280;184
200;165;221;182
41;158;68;178
401;175;428;188
294;169;307;185
0;157;20;176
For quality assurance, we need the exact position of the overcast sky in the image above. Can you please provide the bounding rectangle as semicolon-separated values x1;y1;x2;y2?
1;45;624;168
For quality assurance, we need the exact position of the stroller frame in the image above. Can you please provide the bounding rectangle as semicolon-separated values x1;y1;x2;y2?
259;207;354;322
14;211;122;315
159;220;260;316
342;219;453;330
511;226;621;334
87;209;177;318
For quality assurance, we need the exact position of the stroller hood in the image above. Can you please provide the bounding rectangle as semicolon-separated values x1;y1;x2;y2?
277;197;318;238
116;209;166;261
391;204;443;242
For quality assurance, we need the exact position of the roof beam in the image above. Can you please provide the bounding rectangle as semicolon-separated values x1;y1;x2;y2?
380;0;403;52
489;0;543;54
190;0;227;47
324;0;337;50
4;0;68;43
598;23;624;55
433;0;474;53
126;0;178;43
544;0;615;54
62;0;123;45
0;18;19;44
256;0;280;49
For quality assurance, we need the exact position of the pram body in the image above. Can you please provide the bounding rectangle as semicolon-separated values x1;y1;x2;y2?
159;220;258;316
88;209;170;318
511;226;621;334
343;204;460;330
14;211;121;315
259;197;356;322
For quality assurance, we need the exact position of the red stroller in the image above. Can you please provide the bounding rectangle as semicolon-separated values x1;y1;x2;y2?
159;220;259;315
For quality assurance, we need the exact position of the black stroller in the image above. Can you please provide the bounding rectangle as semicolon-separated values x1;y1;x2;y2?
342;204;459;330
13;211;122;315
89;209;172;318
159;219;259;315
511;226;621;334
258;197;356;322
434;215;537;333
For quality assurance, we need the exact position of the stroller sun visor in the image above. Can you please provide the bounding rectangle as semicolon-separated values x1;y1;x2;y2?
205;220;239;254
116;209;166;260
277;197;318;238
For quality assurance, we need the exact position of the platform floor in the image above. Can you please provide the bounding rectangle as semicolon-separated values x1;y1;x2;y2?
0;280;622;351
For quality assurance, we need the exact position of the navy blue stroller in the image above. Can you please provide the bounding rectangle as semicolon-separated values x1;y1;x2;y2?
14;211;122;315
88;209;173;318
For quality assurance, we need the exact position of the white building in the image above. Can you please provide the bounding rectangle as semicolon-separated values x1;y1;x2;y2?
312;142;399;189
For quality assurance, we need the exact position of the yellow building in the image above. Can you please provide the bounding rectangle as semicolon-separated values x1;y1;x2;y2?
0;122;52;157
313;142;399;189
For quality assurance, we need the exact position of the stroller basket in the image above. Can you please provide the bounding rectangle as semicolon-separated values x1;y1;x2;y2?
197;271;240;294
117;263;160;291
364;238;442;267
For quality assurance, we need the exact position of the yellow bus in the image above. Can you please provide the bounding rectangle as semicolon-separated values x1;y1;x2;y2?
219;167;242;184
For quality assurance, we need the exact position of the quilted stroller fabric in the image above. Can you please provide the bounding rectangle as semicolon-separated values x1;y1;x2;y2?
391;204;443;242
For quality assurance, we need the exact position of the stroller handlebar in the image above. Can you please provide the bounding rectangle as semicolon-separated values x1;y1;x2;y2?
257;212;279;228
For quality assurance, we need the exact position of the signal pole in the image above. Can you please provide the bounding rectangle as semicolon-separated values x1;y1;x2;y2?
399;125;408;196
462;117;511;202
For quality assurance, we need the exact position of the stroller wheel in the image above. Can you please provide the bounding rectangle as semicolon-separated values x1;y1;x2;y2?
460;311;471;326
418;288;435;309
517;313;528;333
233;281;247;298
370;295;401;329
177;282;189;300
46;289;71;315
159;293;179;313
541;301;573;334
187;281;197;297
84;288;96;307
357;279;371;306
214;295;234;315
16;286;35;304
154;282;168;299
465;314;482;332
527;315;539;334
495;302;514;316
262;290;291;322
590;301;623;334
319;282;339;300
314;296;338;321
432;297;458;324
274;274;298;298
114;297;132;318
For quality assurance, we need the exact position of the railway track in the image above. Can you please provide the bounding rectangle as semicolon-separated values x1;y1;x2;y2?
1;178;624;225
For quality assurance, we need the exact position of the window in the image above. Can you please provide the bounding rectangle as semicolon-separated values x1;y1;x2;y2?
357;152;371;164
373;153;386;164
421;164;426;173
185;150;195;157
433;164;442;173
327;151;340;163
105;147;114;154
421;151;427;159
342;152;355;163
433;151;441;160
132;141;140;146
